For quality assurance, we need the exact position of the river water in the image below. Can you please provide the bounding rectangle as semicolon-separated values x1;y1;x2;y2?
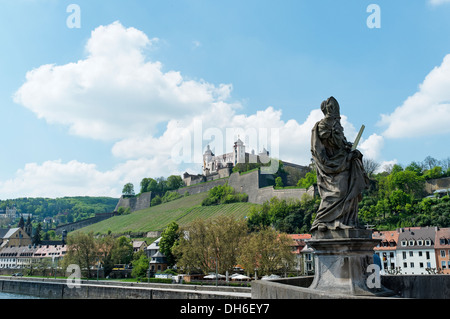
0;292;43;299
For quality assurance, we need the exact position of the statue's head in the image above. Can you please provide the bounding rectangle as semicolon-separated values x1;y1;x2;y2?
321;96;340;118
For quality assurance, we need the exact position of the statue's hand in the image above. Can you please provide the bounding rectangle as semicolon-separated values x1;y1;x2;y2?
350;149;363;160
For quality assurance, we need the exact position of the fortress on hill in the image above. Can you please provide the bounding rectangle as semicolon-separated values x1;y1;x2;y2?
115;138;315;213
183;138;309;187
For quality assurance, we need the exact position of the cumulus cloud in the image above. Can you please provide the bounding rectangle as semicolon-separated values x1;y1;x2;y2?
379;54;450;139
0;158;183;199
359;133;384;160
8;21;374;198
429;0;450;6
14;21;233;141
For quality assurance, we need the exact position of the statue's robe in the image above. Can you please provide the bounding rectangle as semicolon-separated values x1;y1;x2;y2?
310;117;369;231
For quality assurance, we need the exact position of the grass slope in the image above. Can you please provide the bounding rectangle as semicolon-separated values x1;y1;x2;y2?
78;192;259;235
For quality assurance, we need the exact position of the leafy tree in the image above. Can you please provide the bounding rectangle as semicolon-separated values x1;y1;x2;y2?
173;216;248;275
32;223;42;245
62;232;99;279
18;216;25;229
122;183;135;196
151;195;162;206
98;234;116;277
201;184;248;206
167;175;183;191
297;170;317;189
131;251;149;279
247;195;319;233
159;222;180;267
237;227;295;277
405;161;424;176
275;177;284;188
423;166;444;180
111;236;134;265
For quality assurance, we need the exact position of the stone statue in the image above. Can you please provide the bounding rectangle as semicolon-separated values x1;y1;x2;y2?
310;97;369;232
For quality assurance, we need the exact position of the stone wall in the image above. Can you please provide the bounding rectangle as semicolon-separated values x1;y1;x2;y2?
114;192;153;213
425;176;450;194
251;275;450;299
228;170;309;204
55;213;115;235
0;278;251;299
176;178;229;196
177;170;310;205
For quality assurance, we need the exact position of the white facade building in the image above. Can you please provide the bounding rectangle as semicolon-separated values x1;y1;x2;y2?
396;227;437;275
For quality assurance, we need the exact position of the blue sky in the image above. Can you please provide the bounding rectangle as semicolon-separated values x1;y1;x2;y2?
1;0;450;199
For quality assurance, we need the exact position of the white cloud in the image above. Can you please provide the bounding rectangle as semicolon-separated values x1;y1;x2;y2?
359;133;385;160
14;21;233;141
8;21;379;199
429;0;450;6
379;54;450;139
0;157;183;199
377;159;399;174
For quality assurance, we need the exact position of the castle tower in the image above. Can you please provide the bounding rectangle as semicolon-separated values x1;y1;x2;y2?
203;145;214;175
234;138;245;165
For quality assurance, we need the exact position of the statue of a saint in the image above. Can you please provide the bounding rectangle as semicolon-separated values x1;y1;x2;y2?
310;97;369;232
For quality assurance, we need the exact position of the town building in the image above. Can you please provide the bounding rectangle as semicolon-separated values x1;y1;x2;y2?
373;230;399;275
396;227;437;275
132;240;147;253
435;227;450;274
145;237;168;275
0;207;32;220
285;234;315;276
0;227;32;248
0;245;37;269
33;243;67;266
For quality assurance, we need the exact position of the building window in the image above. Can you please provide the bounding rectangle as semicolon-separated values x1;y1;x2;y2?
402;252;407;259
417;240;423;246
410;262;414;268
401;241;407;247
409;240;415;246
441;250;446;258
426;251;430;260
403;262;407;268
419;262;424;268
418;251;422;257
442;261;447;269
425;240;431;246
409;251;414;257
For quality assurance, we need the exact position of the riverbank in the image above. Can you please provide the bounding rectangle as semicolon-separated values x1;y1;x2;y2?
0;277;251;299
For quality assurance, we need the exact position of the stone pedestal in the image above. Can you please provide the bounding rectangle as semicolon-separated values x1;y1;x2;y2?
308;229;395;297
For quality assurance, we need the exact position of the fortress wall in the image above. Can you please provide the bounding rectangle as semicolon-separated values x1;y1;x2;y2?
55;213;115;235
255;187;308;204
114;192;153;212
176;178;229;196
228;171;261;203
425;176;450;194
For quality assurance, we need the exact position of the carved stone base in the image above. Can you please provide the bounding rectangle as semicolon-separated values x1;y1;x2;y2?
308;229;395;297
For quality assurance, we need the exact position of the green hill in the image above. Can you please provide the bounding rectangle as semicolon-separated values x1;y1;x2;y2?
77;192;260;235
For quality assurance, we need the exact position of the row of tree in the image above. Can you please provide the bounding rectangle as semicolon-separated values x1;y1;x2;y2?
0;197;118;227
159;217;296;277
61;232;134;279
122;175;184;197
352;155;450;230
